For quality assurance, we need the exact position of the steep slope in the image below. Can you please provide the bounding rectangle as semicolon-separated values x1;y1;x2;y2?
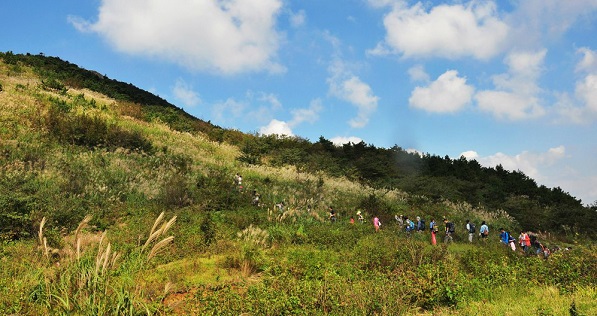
1;52;596;315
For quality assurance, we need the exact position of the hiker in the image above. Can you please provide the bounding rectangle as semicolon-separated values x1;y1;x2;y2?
329;206;337;223
251;190;260;206
395;214;404;227
443;218;455;243
234;173;243;190
539;243;550;259
373;216;381;232
465;220;475;243
405;217;415;233
416;216;425;232
518;231;531;253
499;228;516;251
357;210;364;223
430;218;438;245
276;201;285;213
479;221;489;240
350;216;355;224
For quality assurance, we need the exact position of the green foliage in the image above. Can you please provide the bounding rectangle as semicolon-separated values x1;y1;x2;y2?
0;170;36;240
45;105;153;152
41;77;67;94
1;51;596;315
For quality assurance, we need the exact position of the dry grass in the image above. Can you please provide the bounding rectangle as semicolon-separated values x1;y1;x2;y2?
237;225;269;248
142;212;177;261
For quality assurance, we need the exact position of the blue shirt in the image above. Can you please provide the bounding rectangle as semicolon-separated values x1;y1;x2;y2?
500;231;510;244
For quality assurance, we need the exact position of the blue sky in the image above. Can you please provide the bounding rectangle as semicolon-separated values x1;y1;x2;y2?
2;0;597;205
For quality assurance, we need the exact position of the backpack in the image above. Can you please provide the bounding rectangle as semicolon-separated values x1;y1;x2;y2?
469;223;476;233
507;232;516;243
448;222;455;233
419;219;425;231
409;220;415;230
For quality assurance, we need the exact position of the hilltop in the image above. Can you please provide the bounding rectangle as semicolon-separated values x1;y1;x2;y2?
0;52;595;315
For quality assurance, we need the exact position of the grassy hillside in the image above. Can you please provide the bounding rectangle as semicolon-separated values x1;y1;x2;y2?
0;53;596;315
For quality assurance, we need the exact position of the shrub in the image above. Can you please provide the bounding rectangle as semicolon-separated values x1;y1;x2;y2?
45;107;153;152
41;77;67;93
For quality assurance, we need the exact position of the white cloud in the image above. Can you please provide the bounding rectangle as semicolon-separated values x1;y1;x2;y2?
408;64;430;82
367;0;397;9
476;91;545;120
290;9;306;27
461;146;597;204
370;1;509;60
259;119;293;136
576;74;597;112
507;0;597;48
212;98;247;123
330;136;363;146
460;146;566;181
328;61;379;128
555;48;597;123
258;99;323;137
460;150;479;160
576;48;597;73
172;79;201;107
289;99;323;127
409;70;474;113
475;50;547;120
71;0;284;74
248;91;282;110
406;148;424;157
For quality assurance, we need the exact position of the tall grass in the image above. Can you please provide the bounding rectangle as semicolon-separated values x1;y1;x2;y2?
27;212;177;315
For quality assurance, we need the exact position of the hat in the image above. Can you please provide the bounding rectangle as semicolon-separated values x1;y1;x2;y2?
356;210;361;215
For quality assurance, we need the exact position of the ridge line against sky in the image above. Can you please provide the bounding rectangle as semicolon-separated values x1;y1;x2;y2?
1;0;596;205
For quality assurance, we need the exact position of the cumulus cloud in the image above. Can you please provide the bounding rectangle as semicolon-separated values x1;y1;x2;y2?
555;48;597;123
576;74;597;111
328;60;379;128
460;150;479;160
259;99;323;136
576;47;597;73
459;146;566;181
330;136;363;146
409;70;474;113
475;50;547;120
172;79;201;107
70;0;284;74
574;48;597;113
408;64;430;82
259;119;294;136
369;1;509;60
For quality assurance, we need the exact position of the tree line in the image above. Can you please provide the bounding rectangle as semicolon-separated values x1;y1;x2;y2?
2;51;595;238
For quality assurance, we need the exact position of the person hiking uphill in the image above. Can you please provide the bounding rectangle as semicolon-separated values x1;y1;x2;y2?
465;219;475;243
479;221;489;241
499;228;516;251
443;218;455;243
373;216;381;232
329;206;337;223
429;218;438;245
519;231;531;253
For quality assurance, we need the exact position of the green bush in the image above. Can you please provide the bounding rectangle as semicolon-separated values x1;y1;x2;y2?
45;106;153;152
41;77;67;93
